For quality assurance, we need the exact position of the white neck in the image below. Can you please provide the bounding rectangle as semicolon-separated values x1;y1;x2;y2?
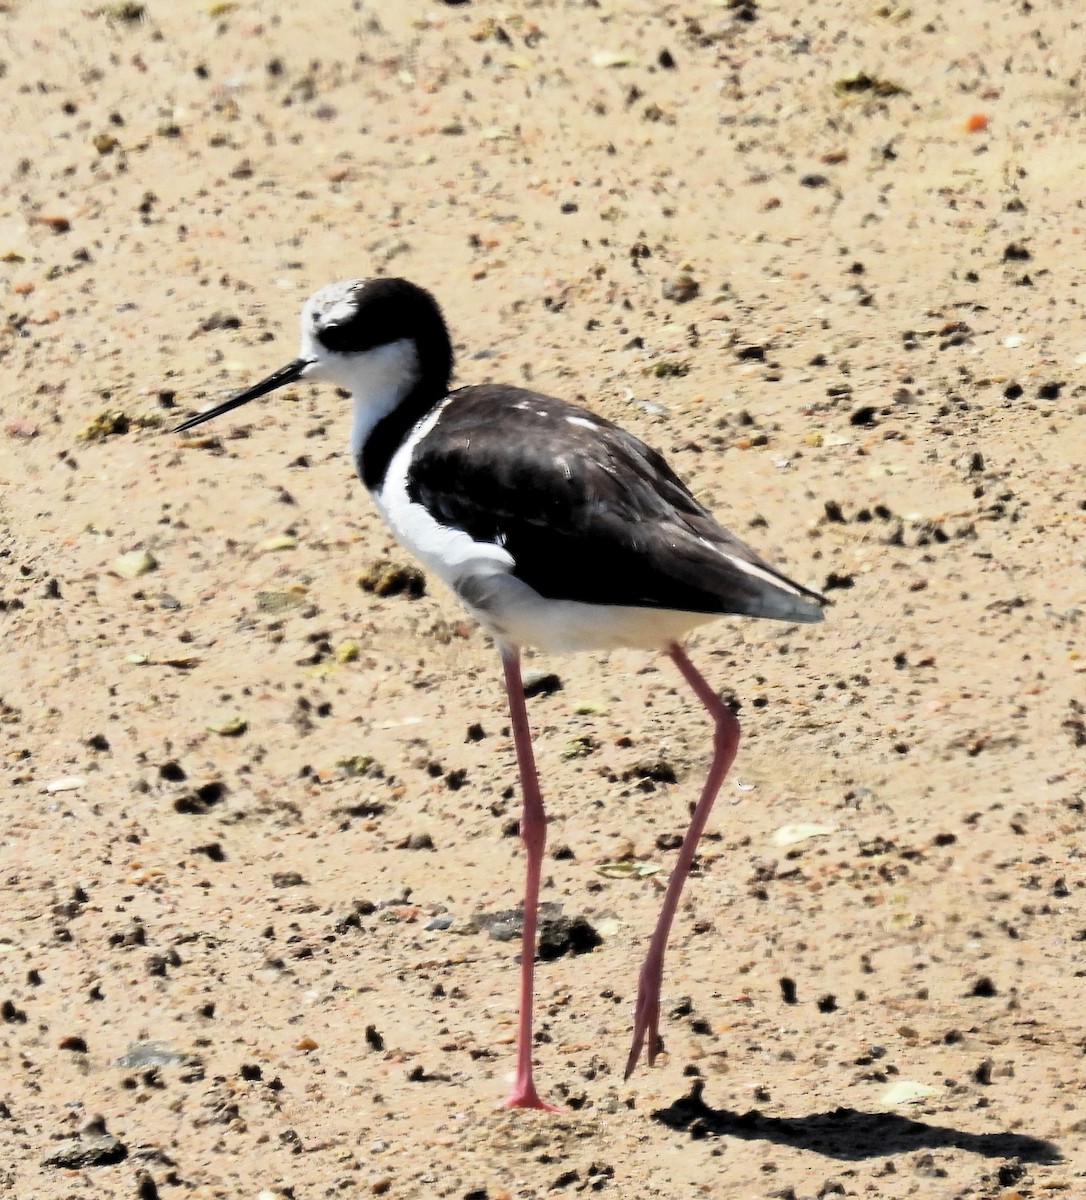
327;339;421;473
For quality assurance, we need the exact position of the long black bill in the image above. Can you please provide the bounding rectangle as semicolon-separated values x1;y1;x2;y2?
173;358;311;433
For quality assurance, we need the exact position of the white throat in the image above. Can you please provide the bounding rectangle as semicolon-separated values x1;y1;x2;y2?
315;338;421;472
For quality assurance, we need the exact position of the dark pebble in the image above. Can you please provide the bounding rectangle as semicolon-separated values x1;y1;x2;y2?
622;758;678;785
823;500;846;522
136;1170;160;1200
912;1153;947;1179
849;405;878;426
42;1120;127;1169
1;999;27;1023
173;780;225;814
271;871;306;888
197;311;242;333
522;670;562;698
537;913;602;960
661;274;699;303
999;1162;1026;1187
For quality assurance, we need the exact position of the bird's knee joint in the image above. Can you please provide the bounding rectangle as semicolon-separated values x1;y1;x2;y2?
712;709;739;750
520;811;547;845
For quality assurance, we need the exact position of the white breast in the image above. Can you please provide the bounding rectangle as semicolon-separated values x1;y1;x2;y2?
371;399;515;595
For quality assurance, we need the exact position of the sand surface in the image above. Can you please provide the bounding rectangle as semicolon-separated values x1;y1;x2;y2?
1;1;1084;1196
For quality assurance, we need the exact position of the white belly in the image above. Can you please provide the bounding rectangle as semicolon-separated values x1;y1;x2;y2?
370;403;720;654
454;569;713;652
373;454;713;654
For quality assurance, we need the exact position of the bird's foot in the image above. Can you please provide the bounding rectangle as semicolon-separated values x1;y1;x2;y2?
624;989;662;1080
502;1080;561;1111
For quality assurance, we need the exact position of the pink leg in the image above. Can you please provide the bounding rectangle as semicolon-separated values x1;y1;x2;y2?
499;646;558;1111
625;642;741;1079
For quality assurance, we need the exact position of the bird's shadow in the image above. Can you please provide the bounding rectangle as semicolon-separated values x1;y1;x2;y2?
652;1081;1061;1164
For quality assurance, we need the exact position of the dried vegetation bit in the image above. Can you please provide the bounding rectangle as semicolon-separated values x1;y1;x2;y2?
662;274;700;303
621;757;679;787
396;832;434;851
271;871;306;888
1063;701;1086;748
562;733;600;760
78;409;130;441
833;72;909;98
196;310;242;334
358;559;426;599
335;754;384;778
647;359;690;378
92;3;146;20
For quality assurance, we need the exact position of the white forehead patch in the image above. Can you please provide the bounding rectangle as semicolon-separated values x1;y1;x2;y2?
304;278;367;330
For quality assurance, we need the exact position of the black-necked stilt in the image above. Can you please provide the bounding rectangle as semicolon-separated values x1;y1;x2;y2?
176;276;825;1110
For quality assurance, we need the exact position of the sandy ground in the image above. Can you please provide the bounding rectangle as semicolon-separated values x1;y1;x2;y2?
1;0;1085;1196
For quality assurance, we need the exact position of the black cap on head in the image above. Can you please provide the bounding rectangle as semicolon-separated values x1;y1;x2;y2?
313;277;453;393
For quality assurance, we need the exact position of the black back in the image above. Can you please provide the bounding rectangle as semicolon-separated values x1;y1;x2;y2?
404;384;822;617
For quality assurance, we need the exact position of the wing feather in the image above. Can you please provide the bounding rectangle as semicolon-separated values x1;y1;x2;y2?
406;385;824;622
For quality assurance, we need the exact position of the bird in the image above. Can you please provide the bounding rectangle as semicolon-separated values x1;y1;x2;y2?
175;276;825;1111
